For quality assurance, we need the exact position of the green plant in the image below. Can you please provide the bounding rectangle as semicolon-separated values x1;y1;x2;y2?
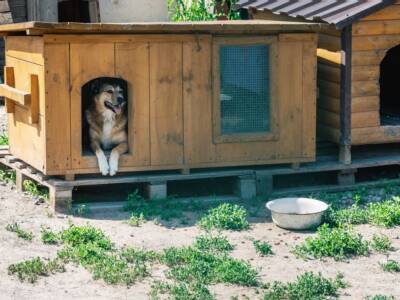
23;179;49;201
198;203;250;231
371;234;393;253
253;240;273;256
366;296;395;300
293;224;369;260
0;169;16;184
194;234;233;252
127;212;146;227
168;0;240;22
8;257;65;283
5;223;33;241
0;133;8;145
41;227;59;245
325;205;369;227
380;260;400;272
263;272;346;300
368;197;400;227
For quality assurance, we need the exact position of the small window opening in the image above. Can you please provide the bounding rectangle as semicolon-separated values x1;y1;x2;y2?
380;45;400;125
82;77;128;156
58;0;91;22
219;44;270;135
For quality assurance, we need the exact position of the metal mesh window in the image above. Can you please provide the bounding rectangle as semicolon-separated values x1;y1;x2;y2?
219;44;270;135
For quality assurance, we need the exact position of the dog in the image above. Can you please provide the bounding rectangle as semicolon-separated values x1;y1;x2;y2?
85;79;128;176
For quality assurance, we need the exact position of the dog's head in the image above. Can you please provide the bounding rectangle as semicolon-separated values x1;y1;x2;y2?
91;80;126;116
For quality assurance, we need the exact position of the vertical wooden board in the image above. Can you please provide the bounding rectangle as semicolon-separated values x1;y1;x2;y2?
44;43;71;172
115;42;150;166
6;56;46;172
70;42;115;169
182;36;216;164
277;41;303;159
302;41;317;158
149;42;184;166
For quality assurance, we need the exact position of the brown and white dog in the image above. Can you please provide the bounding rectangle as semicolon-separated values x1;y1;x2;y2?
85;80;128;176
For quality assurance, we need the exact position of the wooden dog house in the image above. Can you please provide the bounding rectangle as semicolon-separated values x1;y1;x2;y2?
0;21;320;178
238;0;400;163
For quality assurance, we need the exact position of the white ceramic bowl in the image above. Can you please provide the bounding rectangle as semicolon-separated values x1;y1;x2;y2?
266;197;329;230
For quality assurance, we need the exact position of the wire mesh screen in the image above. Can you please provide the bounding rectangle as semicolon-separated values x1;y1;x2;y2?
219;44;270;135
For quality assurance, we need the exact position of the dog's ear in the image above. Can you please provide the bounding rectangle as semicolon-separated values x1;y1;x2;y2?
90;79;101;95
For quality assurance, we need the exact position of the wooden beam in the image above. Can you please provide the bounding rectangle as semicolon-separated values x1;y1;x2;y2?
4;66;15;113
29;74;39;124
339;25;352;165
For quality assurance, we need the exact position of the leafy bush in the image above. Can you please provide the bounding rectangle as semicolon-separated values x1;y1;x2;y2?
194;234;233;252
41;228;59;245
293;224;369;260
263;272;346;300
325;205;369;227
380;260;400;272
0;133;8;145
23;179;49;200
6;223;33;241
127;212;146;227
60;224;113;250
198;203;249;231
371;234;393;253
8;257;65;283
368;197;400;227
253;240;273;256
0;169;16;184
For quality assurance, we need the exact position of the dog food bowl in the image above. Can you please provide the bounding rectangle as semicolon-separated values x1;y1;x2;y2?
266;197;329;230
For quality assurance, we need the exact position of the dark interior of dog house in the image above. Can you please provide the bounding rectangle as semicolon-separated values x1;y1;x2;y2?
380;44;400;125
58;0;91;22
81;77;128;156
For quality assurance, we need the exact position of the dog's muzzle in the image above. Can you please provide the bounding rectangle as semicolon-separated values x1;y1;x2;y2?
105;101;124;114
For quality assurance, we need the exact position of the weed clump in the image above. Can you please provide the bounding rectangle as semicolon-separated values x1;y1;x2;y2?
263;272;346;300
293;224;369;260
253;240;273;256
380;260;400;272
6;223;33;241
127;212;146;227
8;257;65;283
366;296;395;300
194;234;233;252
41;227;60;245
23;179;49;201
0;169;16;184
0;133;8;145
198;203;249;231
371;234;393;253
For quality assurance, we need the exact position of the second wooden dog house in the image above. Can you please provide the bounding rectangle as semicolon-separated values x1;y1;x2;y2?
0;21;321;177
238;0;400;163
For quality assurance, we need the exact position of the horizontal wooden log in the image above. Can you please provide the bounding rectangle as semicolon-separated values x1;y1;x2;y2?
352;80;379;97
353;35;400;51
352;50;387;66
351;126;400;145
353;20;400;36
0;83;30;106
352;65;380;81
317;48;341;64
317;124;340;143
318;80;340;98
362;4;400;21
318;34;341;52
318;96;379;113
318;63;340;83
318;109;380;129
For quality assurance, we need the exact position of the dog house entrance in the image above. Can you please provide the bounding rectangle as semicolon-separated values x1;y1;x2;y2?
81;77;128;156
380;45;400;125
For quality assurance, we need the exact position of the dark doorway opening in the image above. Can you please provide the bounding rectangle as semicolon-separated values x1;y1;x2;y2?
58;0;91;22
380;45;400;125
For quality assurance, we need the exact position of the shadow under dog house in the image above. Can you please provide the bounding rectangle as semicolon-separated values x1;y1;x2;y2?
238;0;400;164
0;21;322;179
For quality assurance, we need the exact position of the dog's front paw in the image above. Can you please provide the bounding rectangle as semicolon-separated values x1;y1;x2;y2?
109;152;119;176
97;152;109;175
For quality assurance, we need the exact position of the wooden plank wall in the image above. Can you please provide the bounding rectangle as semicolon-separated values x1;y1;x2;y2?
351;0;400;144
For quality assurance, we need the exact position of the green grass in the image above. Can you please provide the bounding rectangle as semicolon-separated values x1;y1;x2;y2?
0;133;8;145
366;296;395;300
23;179;49;201
371;234;393;253
325;197;400;228
380;260;400;272
263;272;346;300
5;223;33;241
8;257;65;283
194;234;234;252
127;212;146;227
253;240;273;256
41;227;59;245
0;169;16;184
293;224;369;260
197;203;250;231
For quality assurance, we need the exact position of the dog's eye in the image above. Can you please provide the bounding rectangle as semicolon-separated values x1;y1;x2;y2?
106;90;113;94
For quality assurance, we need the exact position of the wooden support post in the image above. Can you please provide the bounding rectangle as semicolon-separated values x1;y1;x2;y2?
145;181;167;200
339;25;352;165
256;174;273;196
29;74;39;124
4;67;15;113
49;186;73;213
15;170;27;192
337;169;356;186
235;175;257;200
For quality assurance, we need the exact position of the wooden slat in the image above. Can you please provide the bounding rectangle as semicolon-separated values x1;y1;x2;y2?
0;83;30;106
318;96;379;114
318;63;340;83
4;66;14;113
318;124;340;143
317;48;341;65
353;35;400;51
29;74;38;124
362;4;400;21
318;109;379;129
5;36;44;65
352;65;380;81
352;50;386;66
149;42;184;166
353;20;400;36
318;79;340;98
352;126;400;145
352;80;379;97
318;34;341;52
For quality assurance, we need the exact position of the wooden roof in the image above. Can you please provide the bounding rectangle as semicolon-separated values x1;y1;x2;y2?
0;20;327;36
237;0;395;29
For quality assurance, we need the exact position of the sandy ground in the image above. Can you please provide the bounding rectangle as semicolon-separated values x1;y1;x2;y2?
0;181;399;300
